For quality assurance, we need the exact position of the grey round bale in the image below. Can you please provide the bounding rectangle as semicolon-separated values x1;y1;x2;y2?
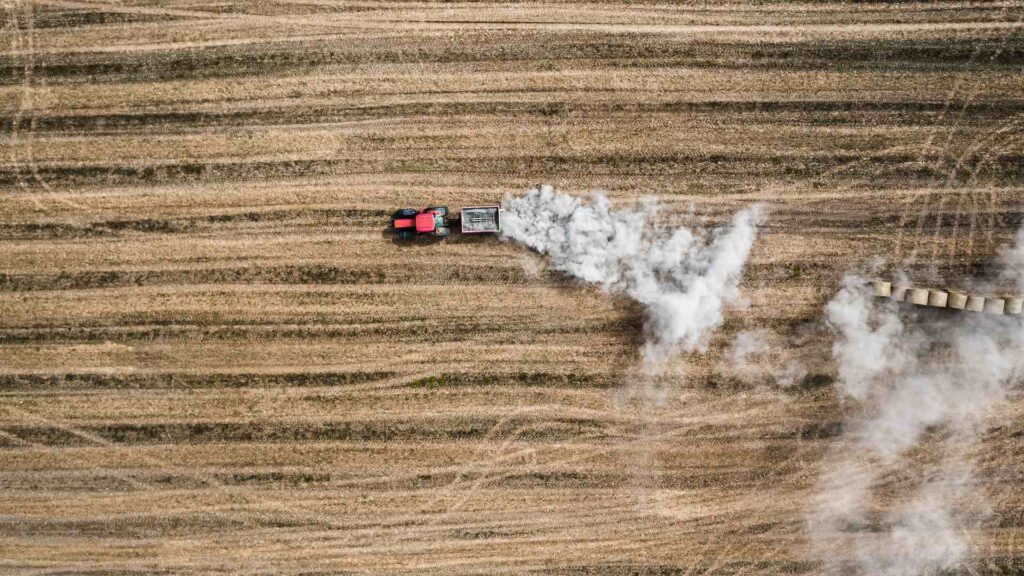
891;285;911;301
1006;297;1023;315
984;297;1006;315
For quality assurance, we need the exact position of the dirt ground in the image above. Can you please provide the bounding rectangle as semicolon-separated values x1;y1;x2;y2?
1;1;1023;574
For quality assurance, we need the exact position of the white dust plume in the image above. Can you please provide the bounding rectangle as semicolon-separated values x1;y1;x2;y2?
1000;226;1024;285
812;229;1024;575
501;185;762;371
728;329;771;374
727;328;810;388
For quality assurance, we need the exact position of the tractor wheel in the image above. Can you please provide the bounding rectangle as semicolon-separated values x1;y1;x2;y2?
393;208;418;219
426;206;449;217
396;229;417;241
434;226;450;238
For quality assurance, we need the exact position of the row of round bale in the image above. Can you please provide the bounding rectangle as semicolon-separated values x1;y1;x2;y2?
871;280;1024;315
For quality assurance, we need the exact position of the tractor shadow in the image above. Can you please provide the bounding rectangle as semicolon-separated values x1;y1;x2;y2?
446;232;497;245
380;226;500;246
381;229;447;247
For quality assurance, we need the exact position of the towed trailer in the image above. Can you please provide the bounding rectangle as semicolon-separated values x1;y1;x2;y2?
458;206;501;234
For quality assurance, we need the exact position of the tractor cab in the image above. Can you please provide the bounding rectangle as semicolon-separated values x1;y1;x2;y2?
415;212;440;233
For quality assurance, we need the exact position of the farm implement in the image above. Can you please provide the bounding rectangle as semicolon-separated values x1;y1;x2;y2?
391;205;501;240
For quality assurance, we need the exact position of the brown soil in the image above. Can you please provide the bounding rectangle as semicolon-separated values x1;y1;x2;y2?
1;1;1022;574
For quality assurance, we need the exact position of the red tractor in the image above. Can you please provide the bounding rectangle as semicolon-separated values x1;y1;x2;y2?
391;206;451;240
390;205;500;240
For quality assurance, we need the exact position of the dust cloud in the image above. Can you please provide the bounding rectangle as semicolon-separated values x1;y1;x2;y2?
501;185;762;372
812;229;1024;575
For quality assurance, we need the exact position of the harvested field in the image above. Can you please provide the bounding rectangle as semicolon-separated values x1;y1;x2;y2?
2;1;1024;574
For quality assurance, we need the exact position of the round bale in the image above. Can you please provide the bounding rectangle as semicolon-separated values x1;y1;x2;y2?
965;295;986;312
891;285;911;301
871;280;892;298
1006;297;1023;315
927;289;948;308
984;297;1006;315
948;292;968;310
907;288;930;306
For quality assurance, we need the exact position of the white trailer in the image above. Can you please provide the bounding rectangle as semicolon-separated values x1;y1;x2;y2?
459;206;501;234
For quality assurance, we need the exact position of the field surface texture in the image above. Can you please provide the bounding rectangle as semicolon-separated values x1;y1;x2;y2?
1;1;1023;574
